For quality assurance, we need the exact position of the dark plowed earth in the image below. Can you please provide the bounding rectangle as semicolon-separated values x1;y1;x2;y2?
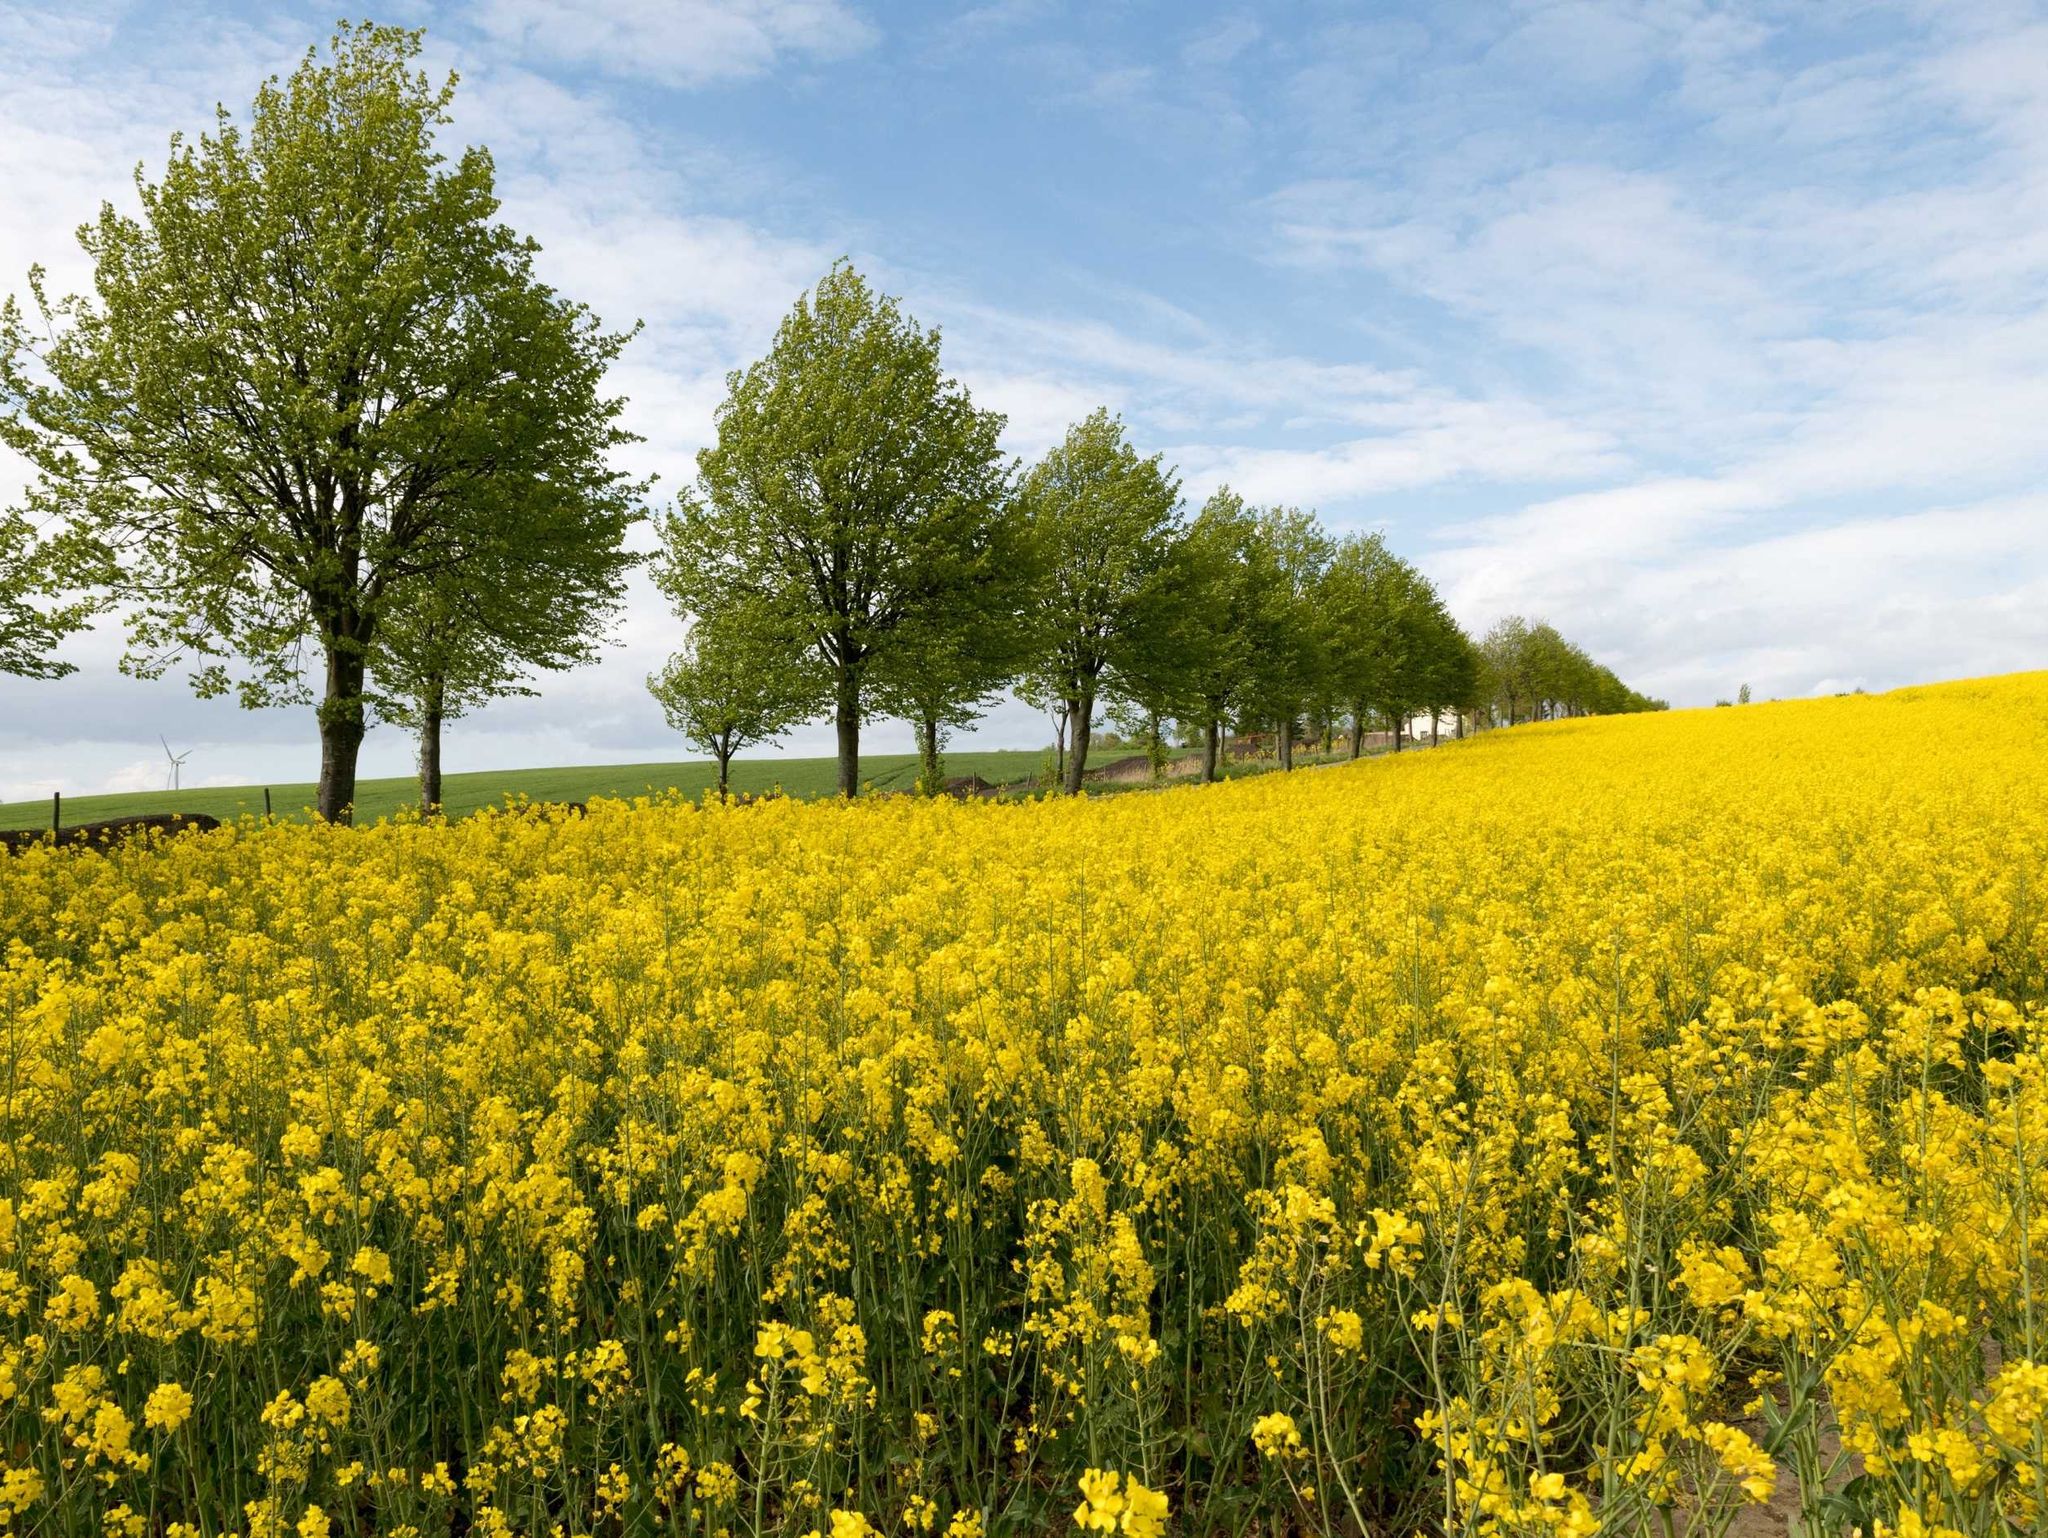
0;812;221;855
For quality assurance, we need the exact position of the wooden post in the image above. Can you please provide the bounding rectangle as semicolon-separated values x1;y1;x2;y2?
264;787;273;820
52;792;60;833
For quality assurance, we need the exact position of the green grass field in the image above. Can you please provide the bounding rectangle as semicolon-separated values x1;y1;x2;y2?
0;749;1049;831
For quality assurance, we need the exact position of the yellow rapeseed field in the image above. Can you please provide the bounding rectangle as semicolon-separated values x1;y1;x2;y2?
5;673;2048;1538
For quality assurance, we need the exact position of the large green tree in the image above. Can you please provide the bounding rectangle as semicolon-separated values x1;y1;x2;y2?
1092;519;1212;785
1171;488;1276;781
1323;536;1473;752
1477;614;1664;723
1243;506;1334;770
0;23;639;821
1387;577;1468;748
1016;410;1182;795
656;263;1011;798
1480;614;1537;726
648;603;822;803
1412;606;1481;743
1322;532;1405;757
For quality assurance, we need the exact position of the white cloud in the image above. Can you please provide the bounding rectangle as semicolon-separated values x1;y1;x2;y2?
1264;163;1810;442
103;757;173;795
1173;401;1623;507
467;0;876;86
1238;3;2048;715
1430;486;2048;709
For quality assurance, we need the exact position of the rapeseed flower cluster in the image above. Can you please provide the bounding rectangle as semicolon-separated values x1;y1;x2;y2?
2;673;2047;1535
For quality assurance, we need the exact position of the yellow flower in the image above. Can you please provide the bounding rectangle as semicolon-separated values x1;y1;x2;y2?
45;1274;100;1332
1074;1469;1124;1533
0;1465;45;1521
1701;1423;1776;1504
1120;1478;1169;1538
145;1381;195;1432
89;1403;135;1464
694;1462;739;1506
303;1376;351;1427
0;668;2044;1535
1317;1308;1364;1354
1251;1412;1304;1461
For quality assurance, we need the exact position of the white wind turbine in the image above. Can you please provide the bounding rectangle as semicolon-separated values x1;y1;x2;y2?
161;736;193;793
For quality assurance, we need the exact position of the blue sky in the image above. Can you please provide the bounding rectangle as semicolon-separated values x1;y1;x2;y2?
3;0;2047;798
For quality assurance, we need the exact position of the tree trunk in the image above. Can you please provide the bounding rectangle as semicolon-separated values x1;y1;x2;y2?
1430;713;1440;748
1277;718;1294;771
918;713;942;796
1392;716;1404;752
1349;712;1364;759
1203;716;1221;782
1062;688;1095;795
1456;712;1466;741
417;673;445;816
316;642;368;824
716;740;733;803
834;661;861;798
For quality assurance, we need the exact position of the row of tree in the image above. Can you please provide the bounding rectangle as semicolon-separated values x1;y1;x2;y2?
644;263;1662;800
0;25;1661;820
1478;614;1668;725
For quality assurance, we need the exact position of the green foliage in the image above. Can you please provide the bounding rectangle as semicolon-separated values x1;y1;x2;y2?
648;605;824;799
1320;535;1469;750
868;506;1037;796
0;509;100;678
0;22;639;819
1;21;1667;805
1386;574;1472;743
1238;506;1335;767
1165;489;1279;778
1480;613;1664;723
1015;408;1183;793
1479;615;1537;723
1414;611;1482;725
655;262;1010;798
369;483;640;808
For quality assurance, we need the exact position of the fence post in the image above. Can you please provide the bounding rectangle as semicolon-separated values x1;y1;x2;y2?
52;791;60;834
264;787;273;820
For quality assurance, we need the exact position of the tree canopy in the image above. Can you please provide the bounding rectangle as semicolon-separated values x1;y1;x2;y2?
1;21;1668;798
870;542;1037;795
649;604;823;802
1015;409;1183;794
1480;614;1666;723
655;262;1011;798
1171;489;1278;780
370;492;637;813
1240;506;1334;769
